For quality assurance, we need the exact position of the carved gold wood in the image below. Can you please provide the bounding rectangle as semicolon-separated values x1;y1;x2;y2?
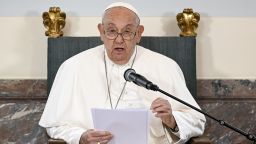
42;7;66;38
176;8;200;37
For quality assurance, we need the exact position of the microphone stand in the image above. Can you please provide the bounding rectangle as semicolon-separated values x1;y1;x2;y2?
149;85;256;143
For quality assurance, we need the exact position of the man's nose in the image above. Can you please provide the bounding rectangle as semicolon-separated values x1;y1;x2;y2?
115;33;124;43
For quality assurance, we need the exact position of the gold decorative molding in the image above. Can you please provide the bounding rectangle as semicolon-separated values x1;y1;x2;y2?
42;7;66;38
176;8;200;37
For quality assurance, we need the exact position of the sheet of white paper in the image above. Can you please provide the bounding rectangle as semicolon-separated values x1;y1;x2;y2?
91;108;149;144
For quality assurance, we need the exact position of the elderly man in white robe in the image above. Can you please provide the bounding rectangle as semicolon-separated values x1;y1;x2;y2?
39;2;206;144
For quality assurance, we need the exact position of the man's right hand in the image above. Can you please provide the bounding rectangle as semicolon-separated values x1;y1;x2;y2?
79;129;113;144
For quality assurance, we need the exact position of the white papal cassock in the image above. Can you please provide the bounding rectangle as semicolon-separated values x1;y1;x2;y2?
39;45;206;144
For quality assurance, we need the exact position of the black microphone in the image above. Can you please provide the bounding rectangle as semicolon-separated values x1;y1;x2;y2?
124;68;159;91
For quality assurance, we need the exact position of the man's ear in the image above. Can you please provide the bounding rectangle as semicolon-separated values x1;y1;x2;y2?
98;23;104;41
136;25;144;43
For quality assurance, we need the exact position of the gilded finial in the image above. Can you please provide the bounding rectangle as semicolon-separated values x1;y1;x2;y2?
176;8;200;37
42;7;66;38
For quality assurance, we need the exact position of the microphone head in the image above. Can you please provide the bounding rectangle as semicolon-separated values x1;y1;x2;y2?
124;68;136;81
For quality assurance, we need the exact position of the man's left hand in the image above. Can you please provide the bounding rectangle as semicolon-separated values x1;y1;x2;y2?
150;97;176;129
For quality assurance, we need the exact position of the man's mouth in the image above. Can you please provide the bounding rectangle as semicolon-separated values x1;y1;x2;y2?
114;47;125;52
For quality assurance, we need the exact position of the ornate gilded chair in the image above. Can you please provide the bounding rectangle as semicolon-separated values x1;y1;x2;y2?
46;36;212;144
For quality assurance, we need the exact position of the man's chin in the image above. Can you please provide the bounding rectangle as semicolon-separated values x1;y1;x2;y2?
111;57;128;65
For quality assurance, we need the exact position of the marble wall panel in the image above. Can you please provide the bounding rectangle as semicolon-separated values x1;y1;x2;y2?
0;80;47;99
0;101;47;143
199;101;256;144
0;79;255;143
1;79;255;99
197;80;256;99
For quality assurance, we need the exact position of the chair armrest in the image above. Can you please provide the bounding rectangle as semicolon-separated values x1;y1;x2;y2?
187;135;212;144
48;138;67;144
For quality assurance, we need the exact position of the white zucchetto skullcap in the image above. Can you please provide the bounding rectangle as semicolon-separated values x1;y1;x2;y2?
104;2;140;19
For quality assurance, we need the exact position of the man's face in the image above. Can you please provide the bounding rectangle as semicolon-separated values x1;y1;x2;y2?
98;7;144;65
